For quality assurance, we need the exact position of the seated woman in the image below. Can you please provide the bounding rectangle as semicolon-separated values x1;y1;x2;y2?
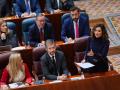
0;19;18;47
0;53;34;89
84;24;110;72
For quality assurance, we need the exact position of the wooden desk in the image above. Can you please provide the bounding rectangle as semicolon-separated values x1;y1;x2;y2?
10;71;119;90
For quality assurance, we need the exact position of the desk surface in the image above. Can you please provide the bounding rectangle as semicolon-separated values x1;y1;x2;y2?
9;71;119;90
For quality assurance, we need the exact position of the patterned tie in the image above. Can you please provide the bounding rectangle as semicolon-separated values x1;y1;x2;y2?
39;29;44;42
26;0;30;14
75;21;79;38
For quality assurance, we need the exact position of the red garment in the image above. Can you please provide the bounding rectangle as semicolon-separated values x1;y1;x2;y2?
39;29;44;42
0;63;33;85
75;21;79;38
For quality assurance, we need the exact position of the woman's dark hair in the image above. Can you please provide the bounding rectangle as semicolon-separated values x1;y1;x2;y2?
92;24;108;40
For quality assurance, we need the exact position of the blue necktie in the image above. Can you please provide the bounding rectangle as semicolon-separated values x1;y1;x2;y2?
26;0;30;14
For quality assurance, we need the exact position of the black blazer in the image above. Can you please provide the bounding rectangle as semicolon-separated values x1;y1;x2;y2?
41;50;69;80
29;22;54;47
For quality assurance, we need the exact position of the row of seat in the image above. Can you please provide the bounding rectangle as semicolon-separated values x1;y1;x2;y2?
0;36;89;78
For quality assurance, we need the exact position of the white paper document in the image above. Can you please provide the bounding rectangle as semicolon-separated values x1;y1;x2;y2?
70;76;82;81
49;80;62;84
9;82;26;89
75;62;95;69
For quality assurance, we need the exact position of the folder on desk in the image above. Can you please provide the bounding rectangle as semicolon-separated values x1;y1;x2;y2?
75;62;95;69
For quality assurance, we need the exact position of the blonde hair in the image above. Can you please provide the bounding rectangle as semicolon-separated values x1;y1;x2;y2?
0;19;4;26
7;53;25;82
0;19;8;34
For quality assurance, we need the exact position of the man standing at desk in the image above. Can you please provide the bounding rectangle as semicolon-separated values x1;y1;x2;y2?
41;39;69;80
15;0;41;17
61;6;90;43
45;0;74;14
29;15;54;47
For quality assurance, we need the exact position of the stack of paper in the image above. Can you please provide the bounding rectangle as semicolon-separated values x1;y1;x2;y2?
75;62;95;69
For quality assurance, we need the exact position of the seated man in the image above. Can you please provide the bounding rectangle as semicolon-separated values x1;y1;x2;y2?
29;15;54;47
0;19;18;47
45;0;74;14
15;0;41;17
41;39;69;80
61;6;90;43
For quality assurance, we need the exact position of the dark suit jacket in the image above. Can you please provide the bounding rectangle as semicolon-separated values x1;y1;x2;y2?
0;0;12;17
41;50;69;80
29;22;54;47
61;13;90;41
16;0;41;17
0;30;18;48
45;0;74;13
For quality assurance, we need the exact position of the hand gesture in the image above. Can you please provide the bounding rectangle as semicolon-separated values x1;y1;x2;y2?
87;49;94;56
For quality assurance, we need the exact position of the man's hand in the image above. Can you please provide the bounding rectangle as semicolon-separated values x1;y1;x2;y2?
30;13;36;17
1;33;6;40
57;74;68;80
21;12;29;17
54;9;62;13
67;38;74;43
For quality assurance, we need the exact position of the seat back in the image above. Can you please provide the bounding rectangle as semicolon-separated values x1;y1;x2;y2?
6;22;16;31
0;52;11;78
61;13;71;24
32;46;46;75
22;18;36;44
74;36;90;52
74;36;90;62
0;45;12;52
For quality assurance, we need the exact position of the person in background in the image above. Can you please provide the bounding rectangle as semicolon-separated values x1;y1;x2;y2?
0;0;13;17
85;24;110;72
41;39;69;80
15;0;41;17
61;6;90;43
0;53;34;89
29;15;54;47
0;19;18;47
45;0;74;14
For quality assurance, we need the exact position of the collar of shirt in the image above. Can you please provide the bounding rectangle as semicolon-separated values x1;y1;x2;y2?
49;54;56;62
36;24;44;32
